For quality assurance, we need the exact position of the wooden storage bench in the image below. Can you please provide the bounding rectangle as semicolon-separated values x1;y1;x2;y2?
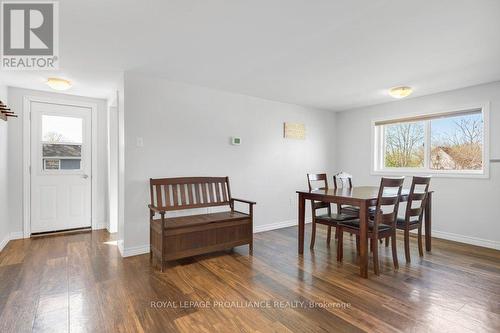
148;177;255;271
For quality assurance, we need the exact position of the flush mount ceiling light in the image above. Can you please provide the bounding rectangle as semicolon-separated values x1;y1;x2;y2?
46;77;72;91
388;86;413;99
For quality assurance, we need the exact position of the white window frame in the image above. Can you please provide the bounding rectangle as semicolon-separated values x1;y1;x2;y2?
371;103;490;178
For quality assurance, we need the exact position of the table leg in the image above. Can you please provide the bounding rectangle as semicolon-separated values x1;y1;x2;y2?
298;193;305;255
359;201;368;278
425;192;432;252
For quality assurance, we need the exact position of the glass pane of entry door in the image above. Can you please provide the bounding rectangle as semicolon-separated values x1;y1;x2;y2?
41;115;83;171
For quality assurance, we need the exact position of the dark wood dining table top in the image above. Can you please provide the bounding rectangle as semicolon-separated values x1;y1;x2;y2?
297;186;433;203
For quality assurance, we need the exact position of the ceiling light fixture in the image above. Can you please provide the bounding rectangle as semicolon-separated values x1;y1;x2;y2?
388;86;413;99
46;77;72;91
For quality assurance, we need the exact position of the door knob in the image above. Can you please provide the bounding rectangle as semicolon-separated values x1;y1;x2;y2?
82;174;89;179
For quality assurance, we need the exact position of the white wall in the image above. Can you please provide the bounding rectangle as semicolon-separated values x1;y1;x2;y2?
121;72;336;252
0;85;10;251
117;76;125;253
336;81;500;249
7;87;109;235
107;102;119;233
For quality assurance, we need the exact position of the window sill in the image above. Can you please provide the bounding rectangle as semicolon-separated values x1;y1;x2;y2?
371;169;489;179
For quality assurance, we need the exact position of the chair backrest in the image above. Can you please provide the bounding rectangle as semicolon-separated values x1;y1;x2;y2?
150;177;232;211
404;176;431;224
333;171;353;189
307;173;329;210
307;173;328;191
374;177;405;228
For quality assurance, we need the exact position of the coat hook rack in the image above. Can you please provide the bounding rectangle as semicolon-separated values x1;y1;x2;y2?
0;100;17;121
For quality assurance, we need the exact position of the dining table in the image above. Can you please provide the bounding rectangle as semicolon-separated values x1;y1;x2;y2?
296;186;433;278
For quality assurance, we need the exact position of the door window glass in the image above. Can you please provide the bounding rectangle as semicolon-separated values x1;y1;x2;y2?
41;115;83;171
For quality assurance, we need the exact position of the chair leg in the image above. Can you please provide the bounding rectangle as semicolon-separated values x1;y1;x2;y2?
249;241;253;255
326;226;332;245
310;220;317;249
373;236;379;275
369;238;372;253
385;236;389;247
379;239;383;244
404;229;411;263
337;227;343;262
391;231;399;269
355;235;360;253
417;225;423;257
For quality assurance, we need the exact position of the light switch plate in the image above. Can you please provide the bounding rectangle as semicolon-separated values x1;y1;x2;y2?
136;137;144;147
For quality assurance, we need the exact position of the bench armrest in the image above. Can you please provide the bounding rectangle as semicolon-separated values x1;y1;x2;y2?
231;198;256;205
148;204;166;215
230;198;256;216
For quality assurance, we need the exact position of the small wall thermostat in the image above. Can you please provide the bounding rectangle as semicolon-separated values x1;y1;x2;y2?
231;137;242;145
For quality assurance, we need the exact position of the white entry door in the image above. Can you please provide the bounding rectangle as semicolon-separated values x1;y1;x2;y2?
30;101;92;233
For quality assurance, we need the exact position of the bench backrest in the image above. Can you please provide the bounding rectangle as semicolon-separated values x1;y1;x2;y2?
150;177;232;211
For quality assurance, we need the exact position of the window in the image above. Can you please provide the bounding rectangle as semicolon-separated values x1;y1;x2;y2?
430;112;483;171
41;115;83;171
383;121;425;168
373;107;488;177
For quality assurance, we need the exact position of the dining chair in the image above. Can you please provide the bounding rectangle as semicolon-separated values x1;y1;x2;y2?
336;177;404;275
333;171;377;217
333;171;384;247
396;176;431;262
307;173;357;249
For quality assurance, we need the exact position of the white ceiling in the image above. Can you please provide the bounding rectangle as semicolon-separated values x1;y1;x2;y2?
1;0;499;110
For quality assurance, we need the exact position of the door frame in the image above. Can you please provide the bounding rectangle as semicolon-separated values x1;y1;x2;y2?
23;95;98;238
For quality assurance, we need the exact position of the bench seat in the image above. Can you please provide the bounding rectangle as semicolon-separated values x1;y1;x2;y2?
152;211;249;229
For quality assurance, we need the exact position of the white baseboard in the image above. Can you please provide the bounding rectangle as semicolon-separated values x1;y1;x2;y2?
431;230;500;250
106;226;117;233
10;231;24;240
0;234;9;252
117;239;125;257
253;218;312;233
92;220;108;230
0;231;25;252
121;244;149;257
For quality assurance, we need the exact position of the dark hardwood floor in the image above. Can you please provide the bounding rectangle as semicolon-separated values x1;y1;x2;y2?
0;225;499;332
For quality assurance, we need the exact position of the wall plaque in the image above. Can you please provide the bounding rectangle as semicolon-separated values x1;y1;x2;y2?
284;122;305;139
